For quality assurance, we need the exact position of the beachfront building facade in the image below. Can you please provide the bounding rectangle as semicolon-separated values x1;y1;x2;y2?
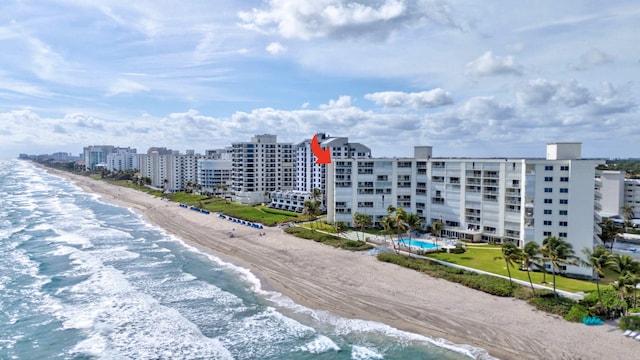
294;133;372;193
83;145;117;170
597;170;627;218
164;150;209;193
231;134;294;205
326;143;602;278
269;190;313;212
197;158;232;195
138;147;173;189
106;147;139;173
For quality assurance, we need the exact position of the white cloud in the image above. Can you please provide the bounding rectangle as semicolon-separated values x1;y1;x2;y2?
571;47;614;71
365;89;453;109
465;51;523;77
238;0;459;40
266;42;287;55
319;95;352;109
516;79;591;108
107;78;150;96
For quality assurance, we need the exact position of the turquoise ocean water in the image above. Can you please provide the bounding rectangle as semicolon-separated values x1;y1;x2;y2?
0;160;494;359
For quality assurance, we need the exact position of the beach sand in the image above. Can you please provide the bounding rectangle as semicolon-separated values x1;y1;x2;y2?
47;168;640;360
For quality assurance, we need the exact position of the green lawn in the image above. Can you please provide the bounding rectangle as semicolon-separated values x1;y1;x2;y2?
426;244;601;294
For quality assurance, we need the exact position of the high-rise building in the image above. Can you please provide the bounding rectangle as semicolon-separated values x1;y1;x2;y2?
327;142;602;278
231;134;294;204
83;145;116;170
294;133;371;194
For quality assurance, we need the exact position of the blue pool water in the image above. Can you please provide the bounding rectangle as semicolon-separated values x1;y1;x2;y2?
396;239;440;249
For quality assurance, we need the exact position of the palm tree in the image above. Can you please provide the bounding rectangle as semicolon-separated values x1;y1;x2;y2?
542;236;579;298
494;242;522;290
392;207;408;243
581;245;616;306
353;212;371;241
334;221;348;237
622;204;636;222
381;216;396;250
522;241;541;295
303;200;319;229
405;213;422;253
600;218;623;249
431;220;444;246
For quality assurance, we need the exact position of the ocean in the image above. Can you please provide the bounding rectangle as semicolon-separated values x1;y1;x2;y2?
0;160;493;360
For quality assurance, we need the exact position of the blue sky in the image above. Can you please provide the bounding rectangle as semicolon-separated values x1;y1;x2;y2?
1;0;638;159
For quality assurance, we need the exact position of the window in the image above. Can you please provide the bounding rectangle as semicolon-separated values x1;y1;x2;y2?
545;165;554;171
560;199;568;204
544;209;552;214
544;220;552;226
560;188;568;193
561;166;569;171
559;210;568;215
544;198;553;204
559;221;568;227
544;177;553;182
544;231;552;237
559;232;567;238
545;188;553;193
560;177;569;182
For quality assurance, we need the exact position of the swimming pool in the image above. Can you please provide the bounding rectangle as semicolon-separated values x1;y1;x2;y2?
395;238;440;249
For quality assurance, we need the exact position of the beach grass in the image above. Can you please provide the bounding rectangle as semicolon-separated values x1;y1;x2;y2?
426;244;599;294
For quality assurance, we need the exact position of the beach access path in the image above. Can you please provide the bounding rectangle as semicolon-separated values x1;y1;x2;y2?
45;167;640;360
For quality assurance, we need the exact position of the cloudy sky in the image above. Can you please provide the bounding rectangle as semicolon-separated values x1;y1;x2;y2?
1;0;638;159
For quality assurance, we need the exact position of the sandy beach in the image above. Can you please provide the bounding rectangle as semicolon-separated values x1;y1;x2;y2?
46;168;640;360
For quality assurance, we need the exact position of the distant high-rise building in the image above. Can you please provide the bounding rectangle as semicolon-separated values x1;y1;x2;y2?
106;147;138;172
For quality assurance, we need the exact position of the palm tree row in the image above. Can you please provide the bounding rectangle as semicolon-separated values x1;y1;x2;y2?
379;205;423;253
498;236;579;297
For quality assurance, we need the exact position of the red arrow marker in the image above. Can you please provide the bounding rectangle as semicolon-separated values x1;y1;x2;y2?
311;134;332;164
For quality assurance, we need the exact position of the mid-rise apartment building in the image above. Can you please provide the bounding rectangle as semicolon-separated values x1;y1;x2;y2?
197;158;232;195
231;134;294;204
327;142;602;277
106;147;139;172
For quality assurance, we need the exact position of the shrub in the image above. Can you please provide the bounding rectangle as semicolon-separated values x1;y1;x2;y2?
449;244;466;254
528;295;576;317
564;304;589;322
619;316;640;330
285;227;373;251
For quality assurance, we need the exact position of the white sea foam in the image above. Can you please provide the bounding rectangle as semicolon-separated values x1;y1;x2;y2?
351;345;384;359
297;335;340;354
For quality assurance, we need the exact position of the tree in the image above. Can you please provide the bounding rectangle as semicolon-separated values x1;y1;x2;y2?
600;218;623;248
303;200;319;229
334;221;348;237
541;236;579;298
381;216;396;250
522;241;541;295
622;204;636;222
431;220;444;245
405;213;422;253
353;212;371;241
494;242;522;290
581;245;616;306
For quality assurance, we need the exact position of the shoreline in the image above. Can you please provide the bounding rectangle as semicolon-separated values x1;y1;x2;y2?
42;166;640;360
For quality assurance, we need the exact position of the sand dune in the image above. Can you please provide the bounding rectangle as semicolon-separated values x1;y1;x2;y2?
47;167;640;360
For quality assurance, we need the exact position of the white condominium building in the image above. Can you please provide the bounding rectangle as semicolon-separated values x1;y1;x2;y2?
106;147;139;172
327;142;602;278
138;148;208;192
197;158;232;195
598;170;640;220
294;133;371;194
231;134;294;204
